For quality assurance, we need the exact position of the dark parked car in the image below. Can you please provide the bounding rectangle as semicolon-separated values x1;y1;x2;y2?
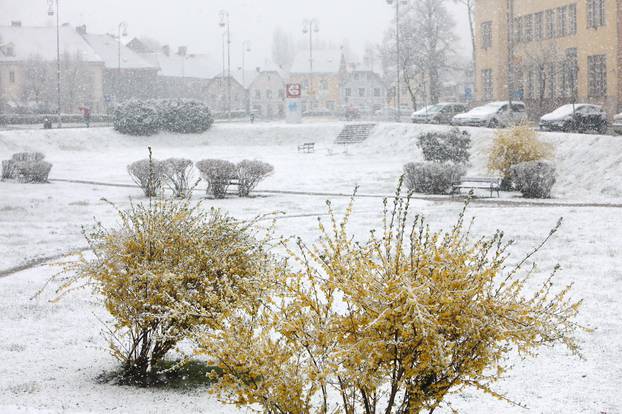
539;104;608;134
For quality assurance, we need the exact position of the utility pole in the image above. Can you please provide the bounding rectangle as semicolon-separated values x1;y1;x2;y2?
385;0;406;122
506;0;514;107
241;40;251;115
303;19;319;112
117;22;128;103
219;10;231;120
48;0;62;128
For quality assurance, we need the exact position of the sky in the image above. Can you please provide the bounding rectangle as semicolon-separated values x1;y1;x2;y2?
1;0;471;69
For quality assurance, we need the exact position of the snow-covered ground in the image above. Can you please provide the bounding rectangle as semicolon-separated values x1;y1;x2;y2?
1;122;621;413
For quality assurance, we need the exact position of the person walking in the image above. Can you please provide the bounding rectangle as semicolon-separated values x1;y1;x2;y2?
79;106;91;128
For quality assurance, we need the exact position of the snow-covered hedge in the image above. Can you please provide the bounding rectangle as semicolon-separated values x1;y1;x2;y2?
14;160;53;183
510;160;557;199
236;160;274;197
162;158;195;198
417;128;471;164
403;162;466;195
196;159;237;199
113;100;161;136
113;99;213;136
127;158;165;197
2;152;50;182
159;100;214;134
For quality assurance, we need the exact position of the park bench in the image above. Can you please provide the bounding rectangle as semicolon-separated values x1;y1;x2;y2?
452;177;502;198
298;142;315;153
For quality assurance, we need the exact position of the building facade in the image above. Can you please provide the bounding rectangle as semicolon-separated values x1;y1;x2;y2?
0;23;105;113
341;70;387;114
249;68;286;119
475;0;620;117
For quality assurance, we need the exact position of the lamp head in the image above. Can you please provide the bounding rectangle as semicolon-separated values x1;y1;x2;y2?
47;0;54;16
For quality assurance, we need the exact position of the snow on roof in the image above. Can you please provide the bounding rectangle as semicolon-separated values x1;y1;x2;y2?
213;68;259;89
0;25;102;63
81;33;156;70
290;49;345;74
153;52;219;79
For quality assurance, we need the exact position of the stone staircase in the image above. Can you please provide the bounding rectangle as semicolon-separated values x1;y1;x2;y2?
335;123;377;144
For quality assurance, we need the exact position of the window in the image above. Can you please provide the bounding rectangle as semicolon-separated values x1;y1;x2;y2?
482;22;492;49
266;90;273;99
481;21;492;49
514;17;523;43
320;80;328;90
545;9;555;39
534;12;544;40
278;89;284;98
547;62;557;98
524;14;533;42
358;88;365;97
482;69;493;100
9;71;15;83
302;80;309;90
588;54;607;97
345;88;352;97
569;4;577;35
587;0;605;28
374;88;381;97
255;90;261;99
327;101;336;111
562;48;578;98
557;6;567;37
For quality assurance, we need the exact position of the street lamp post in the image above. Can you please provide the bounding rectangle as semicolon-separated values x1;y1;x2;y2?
117;22;128;103
47;0;61;128
219;10;231;121
302;19;319;111
386;0;408;122
241;40;251;115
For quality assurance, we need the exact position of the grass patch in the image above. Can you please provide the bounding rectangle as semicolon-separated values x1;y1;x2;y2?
97;359;222;389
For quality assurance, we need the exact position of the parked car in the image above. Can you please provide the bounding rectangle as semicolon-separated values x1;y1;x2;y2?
411;103;467;124
452;101;528;128
539;104;608;134
612;113;622;135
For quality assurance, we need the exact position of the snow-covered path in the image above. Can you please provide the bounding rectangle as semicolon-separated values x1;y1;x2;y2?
1;123;621;413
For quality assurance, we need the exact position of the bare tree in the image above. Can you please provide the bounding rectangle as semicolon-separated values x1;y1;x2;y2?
22;55;52;109
380;0;457;107
61;51;95;113
453;0;476;95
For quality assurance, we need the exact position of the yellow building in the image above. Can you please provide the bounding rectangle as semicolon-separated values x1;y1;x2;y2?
475;0;619;117
288;50;347;114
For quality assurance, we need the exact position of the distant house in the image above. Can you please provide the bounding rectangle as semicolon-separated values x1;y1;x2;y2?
248;65;286;119
128;40;220;103
207;70;254;115
341;70;387;114
79;27;158;106
288;49;347;113
0;22;105;113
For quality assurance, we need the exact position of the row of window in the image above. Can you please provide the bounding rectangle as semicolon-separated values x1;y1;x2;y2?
252;89;284;100
344;87;383;98
480;0;606;49
513;4;577;44
481;53;608;100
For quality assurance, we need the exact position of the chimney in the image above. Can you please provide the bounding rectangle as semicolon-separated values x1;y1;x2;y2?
76;25;87;35
162;45;170;56
177;46;187;56
10;21;21;27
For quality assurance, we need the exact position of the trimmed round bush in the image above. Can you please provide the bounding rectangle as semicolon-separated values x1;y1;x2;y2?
510;160;556;199
162;158;195;198
1;160;16;180
196;159;237;199
113;100;161;136
14;160;52;183
236;160;274;197
127;158;165;197
404;162;467;195
417;128;471;164
159;100;214;134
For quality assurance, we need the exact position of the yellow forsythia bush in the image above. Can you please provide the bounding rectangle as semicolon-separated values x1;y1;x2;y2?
488;125;553;185
57;198;274;384
200;183;583;413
